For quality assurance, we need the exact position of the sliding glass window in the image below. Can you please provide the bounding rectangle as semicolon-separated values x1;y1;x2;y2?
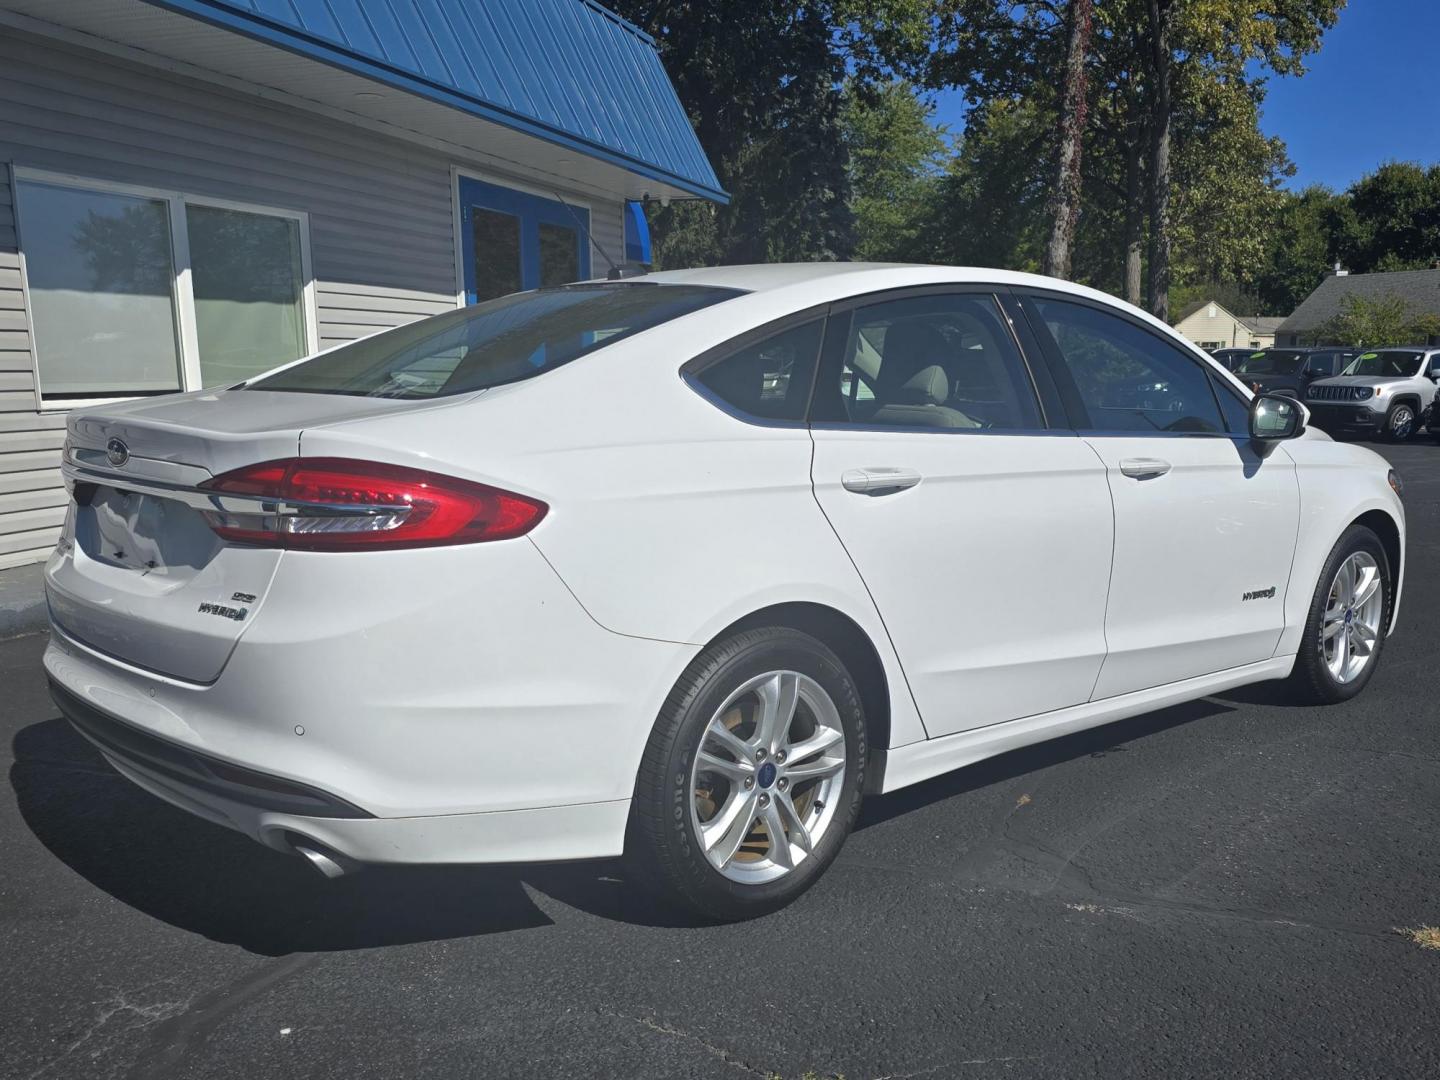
14;171;315;403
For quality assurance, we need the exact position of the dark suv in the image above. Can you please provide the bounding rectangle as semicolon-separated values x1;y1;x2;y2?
1234;347;1355;399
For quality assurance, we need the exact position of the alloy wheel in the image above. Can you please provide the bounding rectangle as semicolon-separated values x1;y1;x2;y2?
1390;405;1415;439
1320;550;1383;685
689;671;848;884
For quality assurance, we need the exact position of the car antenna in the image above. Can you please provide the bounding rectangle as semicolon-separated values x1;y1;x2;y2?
546;188;644;280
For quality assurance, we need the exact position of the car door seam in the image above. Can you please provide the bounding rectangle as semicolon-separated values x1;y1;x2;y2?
804;425;933;740
1079;435;1118;702
1271;444;1305;659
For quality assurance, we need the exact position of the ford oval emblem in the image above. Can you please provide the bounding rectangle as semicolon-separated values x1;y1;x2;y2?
106;438;129;467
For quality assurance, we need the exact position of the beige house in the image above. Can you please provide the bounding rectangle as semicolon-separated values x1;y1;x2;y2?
1172;300;1284;351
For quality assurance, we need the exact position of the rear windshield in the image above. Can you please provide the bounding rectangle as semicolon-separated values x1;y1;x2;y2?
249;283;742;398
1237;350;1305;376
1340;351;1422;378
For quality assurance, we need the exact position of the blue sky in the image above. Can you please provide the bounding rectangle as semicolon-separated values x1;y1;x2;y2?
927;0;1440;193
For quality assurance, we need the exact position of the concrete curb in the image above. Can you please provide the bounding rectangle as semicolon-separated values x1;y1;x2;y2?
0;563;47;639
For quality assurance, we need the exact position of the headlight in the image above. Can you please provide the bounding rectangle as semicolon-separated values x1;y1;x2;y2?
1388;469;1404;497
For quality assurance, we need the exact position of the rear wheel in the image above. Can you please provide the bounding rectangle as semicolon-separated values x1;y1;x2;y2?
1384;401;1416;442
627;627;867;920
1285;525;1390;704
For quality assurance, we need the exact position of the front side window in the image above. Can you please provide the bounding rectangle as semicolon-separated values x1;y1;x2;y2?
1342;351;1422;377
254;284;740;398
809;293;1041;430
692;319;823;422
1029;296;1223;434
1211;373;1252;435
15;172;314;400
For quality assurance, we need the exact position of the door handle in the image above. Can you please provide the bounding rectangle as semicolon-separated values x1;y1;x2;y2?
841;467;922;495
1118;457;1172;480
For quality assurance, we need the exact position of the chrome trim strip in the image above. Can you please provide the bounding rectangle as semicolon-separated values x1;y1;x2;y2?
61;461;410;519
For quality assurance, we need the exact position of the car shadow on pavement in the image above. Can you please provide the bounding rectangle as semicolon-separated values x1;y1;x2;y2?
1213;680;1313;708
857;697;1234;831
11;697;1237;951
9;718;577;955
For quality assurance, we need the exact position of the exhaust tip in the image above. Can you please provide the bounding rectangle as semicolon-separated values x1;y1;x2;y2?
286;834;359;879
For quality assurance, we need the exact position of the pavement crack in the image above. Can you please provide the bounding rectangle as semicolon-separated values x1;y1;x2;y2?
26;986;192;1080
127;953;319;1078
605;1010;770;1077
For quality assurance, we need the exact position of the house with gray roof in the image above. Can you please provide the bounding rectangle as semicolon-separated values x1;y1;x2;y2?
1275;268;1440;347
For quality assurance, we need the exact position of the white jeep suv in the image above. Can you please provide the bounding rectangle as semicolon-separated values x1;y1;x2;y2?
1305;347;1440;441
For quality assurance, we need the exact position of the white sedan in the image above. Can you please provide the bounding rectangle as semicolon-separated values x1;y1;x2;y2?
45;264;1404;919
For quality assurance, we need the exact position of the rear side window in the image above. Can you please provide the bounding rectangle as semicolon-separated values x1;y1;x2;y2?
809;293;1042;430
250;284;740;398
1028;296;1224;434
691;320;823;422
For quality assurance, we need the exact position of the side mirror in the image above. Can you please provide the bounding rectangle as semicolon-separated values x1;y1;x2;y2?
1250;393;1303;447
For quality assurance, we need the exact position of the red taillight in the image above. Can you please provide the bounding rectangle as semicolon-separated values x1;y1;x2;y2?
199;458;547;551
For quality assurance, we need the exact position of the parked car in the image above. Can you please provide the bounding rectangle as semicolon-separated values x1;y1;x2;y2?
1234;347;1354;400
1305;346;1440;441
44;265;1406;920
1209;347;1254;371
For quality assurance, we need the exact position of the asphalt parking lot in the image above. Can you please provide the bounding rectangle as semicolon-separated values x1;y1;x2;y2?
4;438;1439;1080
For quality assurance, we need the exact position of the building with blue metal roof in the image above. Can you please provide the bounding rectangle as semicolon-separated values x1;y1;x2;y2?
0;0;724;566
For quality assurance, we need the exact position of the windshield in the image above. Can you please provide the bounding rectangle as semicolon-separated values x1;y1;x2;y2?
249;284;742;398
1340;351;1422;378
1237;350;1305;376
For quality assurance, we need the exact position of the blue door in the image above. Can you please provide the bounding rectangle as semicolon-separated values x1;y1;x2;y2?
458;176;591;304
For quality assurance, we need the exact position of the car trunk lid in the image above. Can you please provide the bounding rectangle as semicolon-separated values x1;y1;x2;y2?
48;389;464;682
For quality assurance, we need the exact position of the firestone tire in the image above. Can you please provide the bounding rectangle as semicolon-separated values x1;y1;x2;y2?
626;627;868;921
1284;524;1391;706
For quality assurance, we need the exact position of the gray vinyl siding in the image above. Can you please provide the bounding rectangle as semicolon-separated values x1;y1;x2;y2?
0;164;66;571
0;30;626;566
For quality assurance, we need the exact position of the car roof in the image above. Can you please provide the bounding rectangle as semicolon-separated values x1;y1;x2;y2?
626;261;1186;336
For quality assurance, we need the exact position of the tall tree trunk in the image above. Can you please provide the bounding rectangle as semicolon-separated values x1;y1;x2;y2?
1041;0;1095;280
1123;130;1144;306
1145;0;1174;321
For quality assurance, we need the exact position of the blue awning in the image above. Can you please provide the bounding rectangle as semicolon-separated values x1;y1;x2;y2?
144;0;728;203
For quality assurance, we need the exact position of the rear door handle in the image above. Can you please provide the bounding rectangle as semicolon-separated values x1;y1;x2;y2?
841;467;922;495
1118;457;1172;480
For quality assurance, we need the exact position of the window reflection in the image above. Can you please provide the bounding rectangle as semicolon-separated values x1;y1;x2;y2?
17;180;183;396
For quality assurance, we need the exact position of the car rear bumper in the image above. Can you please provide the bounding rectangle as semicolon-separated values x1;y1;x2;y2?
53;677;630;865
43;537;695;865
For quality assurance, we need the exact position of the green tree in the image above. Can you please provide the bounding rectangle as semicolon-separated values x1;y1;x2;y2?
842;81;951;261
610;1;938;268
1256;186;1343;312
925;97;1051;272
1331;162;1440;273
1316;293;1440;347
